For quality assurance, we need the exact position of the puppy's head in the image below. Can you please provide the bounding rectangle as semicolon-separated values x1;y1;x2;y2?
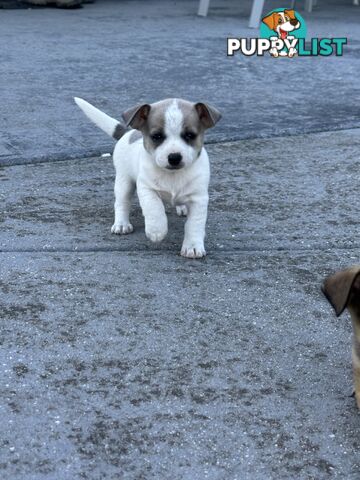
262;9;300;39
122;98;221;171
322;266;360;317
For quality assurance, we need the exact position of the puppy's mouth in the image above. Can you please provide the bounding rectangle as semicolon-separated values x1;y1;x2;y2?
166;165;183;171
279;28;288;40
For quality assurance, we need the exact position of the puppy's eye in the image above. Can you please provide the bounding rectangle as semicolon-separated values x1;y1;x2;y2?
285;15;290;21
183;131;197;142
151;132;165;143
278;18;283;24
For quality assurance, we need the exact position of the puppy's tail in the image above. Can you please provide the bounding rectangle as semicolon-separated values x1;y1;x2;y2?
74;97;127;140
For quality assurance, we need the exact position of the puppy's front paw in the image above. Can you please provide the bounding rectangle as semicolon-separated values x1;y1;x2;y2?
111;222;133;235
181;242;206;259
145;227;167;243
176;205;188;217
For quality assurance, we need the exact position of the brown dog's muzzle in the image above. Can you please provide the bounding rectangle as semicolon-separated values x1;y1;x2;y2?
322;265;360;409
290;18;298;26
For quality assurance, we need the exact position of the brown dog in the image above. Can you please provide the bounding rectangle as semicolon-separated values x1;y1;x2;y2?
322;266;360;408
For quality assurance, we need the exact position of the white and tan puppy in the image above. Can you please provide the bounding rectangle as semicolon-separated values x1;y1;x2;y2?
74;97;221;258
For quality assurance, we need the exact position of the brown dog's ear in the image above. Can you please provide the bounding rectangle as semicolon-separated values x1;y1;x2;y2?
122;104;151;129
284;9;296;19
262;12;276;31
195;102;222;129
322;266;360;316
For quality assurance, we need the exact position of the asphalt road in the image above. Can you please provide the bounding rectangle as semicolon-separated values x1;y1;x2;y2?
1;129;360;479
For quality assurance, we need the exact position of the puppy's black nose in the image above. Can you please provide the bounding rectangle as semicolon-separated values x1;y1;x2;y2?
168;153;182;166
290;18;298;26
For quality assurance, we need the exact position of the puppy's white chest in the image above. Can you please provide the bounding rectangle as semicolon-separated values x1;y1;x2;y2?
157;188;186;206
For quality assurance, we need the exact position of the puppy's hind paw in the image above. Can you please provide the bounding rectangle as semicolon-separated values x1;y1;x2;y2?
111;222;133;235
181;243;206;259
176;205;188;217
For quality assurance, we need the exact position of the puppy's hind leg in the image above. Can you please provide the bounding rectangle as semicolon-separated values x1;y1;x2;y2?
111;174;135;234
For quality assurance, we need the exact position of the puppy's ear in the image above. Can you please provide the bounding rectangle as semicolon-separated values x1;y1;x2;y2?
284;9;296;19
195;102;222;129
122;104;151;129
322;266;360;316
262;13;276;31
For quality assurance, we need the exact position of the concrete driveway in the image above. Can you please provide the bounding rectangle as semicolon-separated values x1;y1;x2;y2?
1;0;360;478
1;128;360;479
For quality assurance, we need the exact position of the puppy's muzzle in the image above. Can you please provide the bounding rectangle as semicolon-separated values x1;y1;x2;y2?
167;152;183;170
290;18;299;27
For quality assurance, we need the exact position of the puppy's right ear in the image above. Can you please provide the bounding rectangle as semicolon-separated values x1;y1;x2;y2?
122;104;151;129
195;102;222;129
262;13;276;31
322;266;360;316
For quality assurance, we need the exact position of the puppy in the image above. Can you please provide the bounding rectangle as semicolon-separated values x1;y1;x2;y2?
262;9;300;57
74;97;221;258
322;266;360;408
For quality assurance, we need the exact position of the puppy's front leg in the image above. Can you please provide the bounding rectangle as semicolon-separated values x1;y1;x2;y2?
181;195;208;259
137;184;168;242
111;174;135;235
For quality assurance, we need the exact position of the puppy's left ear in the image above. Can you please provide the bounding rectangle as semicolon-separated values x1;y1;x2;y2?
322;266;360;316
262;13;276;31
195;102;222;129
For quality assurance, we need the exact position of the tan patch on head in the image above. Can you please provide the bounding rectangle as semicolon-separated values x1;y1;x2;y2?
177;99;205;154
145;99;172;135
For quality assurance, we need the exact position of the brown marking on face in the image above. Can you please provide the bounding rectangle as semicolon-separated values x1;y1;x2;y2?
141;99;171;152
176;101;204;156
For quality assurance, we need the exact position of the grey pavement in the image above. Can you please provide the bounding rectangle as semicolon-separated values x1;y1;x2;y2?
2;0;360;479
2;128;360;479
0;0;360;166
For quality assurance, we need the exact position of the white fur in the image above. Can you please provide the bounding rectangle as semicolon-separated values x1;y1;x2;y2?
74;97;119;138
75;98;210;259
